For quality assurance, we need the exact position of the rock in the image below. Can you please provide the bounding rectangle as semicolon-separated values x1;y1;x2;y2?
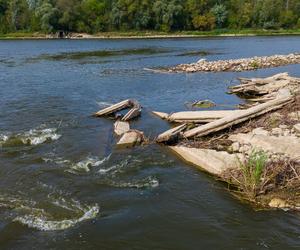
169;146;243;176
231;142;240;152
294;124;300;133
269;198;289;209
192;99;216;108
252;128;269;136
229;132;300;159
279;125;288;129
271;128;283;136
117;130;145;148
114;121;130;136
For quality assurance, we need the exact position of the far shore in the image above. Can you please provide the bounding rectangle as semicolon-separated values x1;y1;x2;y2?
1;29;300;40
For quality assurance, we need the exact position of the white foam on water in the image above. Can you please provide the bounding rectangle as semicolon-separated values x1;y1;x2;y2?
0;134;9;145
109;176;159;189
0;127;61;146
68;154;111;173
20;128;61;145
14;204;99;231
0;193;99;231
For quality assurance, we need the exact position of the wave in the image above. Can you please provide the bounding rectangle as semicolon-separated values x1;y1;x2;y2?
43;154;111;174
0;127;61;146
107;176;159;189
0;192;99;231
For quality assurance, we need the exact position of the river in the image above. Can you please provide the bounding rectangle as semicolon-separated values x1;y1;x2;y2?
0;36;300;249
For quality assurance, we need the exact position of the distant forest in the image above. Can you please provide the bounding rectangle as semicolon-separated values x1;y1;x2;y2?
1;0;300;33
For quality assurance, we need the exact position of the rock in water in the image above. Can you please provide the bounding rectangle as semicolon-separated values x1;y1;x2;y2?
117;130;145;148
114;121;130;136
269;198;289;209
192;100;216;108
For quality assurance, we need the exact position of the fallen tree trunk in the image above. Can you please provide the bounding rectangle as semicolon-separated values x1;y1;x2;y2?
122;101;142;121
168;110;244;123
184;89;293;138
94;99;131;117
156;124;187;143
94;99;142;121
153;110;244;123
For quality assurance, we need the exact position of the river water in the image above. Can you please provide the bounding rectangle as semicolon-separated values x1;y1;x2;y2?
0;37;300;249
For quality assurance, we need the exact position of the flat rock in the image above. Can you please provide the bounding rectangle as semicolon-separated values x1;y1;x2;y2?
229;132;300;159
114;121;130;136
117;130;145;148
169;146;242;176
294;123;300;133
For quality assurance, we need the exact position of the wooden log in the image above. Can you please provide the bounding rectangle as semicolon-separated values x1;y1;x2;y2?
94;99;131;117
156;124;187;143
122;107;141;121
152;111;169;119
184;89;293;138
168;110;244;122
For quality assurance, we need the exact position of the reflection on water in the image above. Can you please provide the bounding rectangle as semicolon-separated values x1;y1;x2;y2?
1;37;300;249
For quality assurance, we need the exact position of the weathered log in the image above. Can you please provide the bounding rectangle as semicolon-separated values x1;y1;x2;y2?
152;111;169;119
94;99;131;117
168;110;244;123
184;89;293;138
122;105;142;121
156;124;187;143
94;99;142;121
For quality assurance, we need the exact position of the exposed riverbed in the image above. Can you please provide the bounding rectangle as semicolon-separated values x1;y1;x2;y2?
1;37;300;249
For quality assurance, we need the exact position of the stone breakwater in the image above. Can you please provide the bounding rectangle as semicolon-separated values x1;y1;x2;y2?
169;53;300;72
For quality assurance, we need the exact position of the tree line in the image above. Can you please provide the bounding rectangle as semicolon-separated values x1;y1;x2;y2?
0;0;300;34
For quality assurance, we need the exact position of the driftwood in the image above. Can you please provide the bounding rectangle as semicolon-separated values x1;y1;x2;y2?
228;73;300;101
122;101;142;121
94;99;142;121
153;110;244;124
184;89;293;138
156;124;187;143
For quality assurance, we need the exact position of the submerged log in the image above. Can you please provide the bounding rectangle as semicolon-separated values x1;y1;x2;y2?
184;89;293;138
156;124;187;143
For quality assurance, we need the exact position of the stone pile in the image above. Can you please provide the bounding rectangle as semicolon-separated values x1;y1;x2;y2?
169;53;300;72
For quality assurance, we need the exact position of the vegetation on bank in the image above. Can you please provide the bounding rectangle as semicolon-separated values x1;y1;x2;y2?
1;0;300;36
2;29;300;39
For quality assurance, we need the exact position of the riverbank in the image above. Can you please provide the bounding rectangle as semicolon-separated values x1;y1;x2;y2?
155;73;300;210
2;29;300;40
